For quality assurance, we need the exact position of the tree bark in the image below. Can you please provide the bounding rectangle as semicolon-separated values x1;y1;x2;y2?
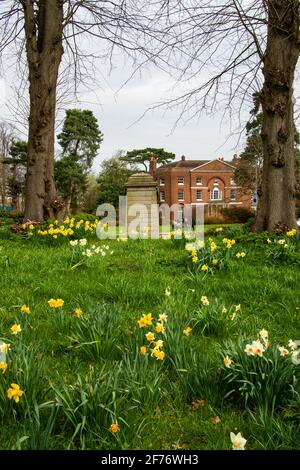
22;0;63;222
0;157;6;207
253;0;300;232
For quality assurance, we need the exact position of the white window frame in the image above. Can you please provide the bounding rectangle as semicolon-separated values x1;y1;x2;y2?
196;177;202;185
160;178;165;186
230;178;235;186
196;190;203;201
210;189;222;200
160;191;165;202
178;190;184;201
214;177;219;186
177;176;184;185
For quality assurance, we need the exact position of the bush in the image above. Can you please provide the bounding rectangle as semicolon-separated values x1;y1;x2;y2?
221;207;254;223
204;216;225;225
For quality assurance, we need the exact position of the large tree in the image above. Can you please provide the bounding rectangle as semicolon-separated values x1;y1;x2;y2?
121;148;175;172
0;1;152;222
148;1;300;231
55;109;102;215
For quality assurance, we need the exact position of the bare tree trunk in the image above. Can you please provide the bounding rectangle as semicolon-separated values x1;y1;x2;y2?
64;181;74;218
22;0;63;222
0;157;6;206
253;0;300;232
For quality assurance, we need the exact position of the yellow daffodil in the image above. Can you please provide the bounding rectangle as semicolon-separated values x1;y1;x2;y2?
287;229;297;237
192;256;198;263
109;423;120;433
223;356;232;367
0;362;8;374
183;327;192;336
201;264;208;272
48;299;64;308
212;259;219;265
140;346;147;355
155;323;165;334
210;241;217;252
146;332;155;342
137;313;153;328
7;383;24;403
259;329;268;339
151;348;165;360
10;324;22;335
201;296;209;306
235;305;241;312
20;305;30;314
155;340;164;348
74;308;83;318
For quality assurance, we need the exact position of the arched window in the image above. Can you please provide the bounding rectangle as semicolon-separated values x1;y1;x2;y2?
210;188;222;200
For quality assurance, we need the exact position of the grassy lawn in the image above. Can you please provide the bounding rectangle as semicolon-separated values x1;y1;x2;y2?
0;219;299;450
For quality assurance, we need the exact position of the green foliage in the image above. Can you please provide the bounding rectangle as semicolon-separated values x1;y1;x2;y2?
55;157;86;202
220;335;299;415
56;109;103;211
57;109;103;170
97;155;136;207
4;140;27;206
0;228;299;449
121;147;175;172
221;207;254;224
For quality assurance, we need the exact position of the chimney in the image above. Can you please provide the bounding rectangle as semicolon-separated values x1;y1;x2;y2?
149;156;157;177
181;155;186;161
218;156;224;161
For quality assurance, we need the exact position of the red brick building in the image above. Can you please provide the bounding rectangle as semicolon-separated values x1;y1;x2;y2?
152;155;252;219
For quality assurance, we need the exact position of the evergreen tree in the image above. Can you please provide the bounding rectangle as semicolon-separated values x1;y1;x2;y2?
121;148;175;172
56;109;103;215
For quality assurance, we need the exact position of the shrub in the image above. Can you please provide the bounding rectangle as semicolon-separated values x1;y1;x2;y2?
221;207;254;223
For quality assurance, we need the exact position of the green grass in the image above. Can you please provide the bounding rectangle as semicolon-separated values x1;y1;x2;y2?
0;221;299;450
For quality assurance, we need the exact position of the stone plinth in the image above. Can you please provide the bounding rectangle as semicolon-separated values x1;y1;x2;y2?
126;173;159;238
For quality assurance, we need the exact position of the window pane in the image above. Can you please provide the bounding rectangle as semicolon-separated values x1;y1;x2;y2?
178;190;184;200
196;190;202;200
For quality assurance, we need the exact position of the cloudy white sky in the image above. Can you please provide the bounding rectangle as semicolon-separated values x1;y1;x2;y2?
0;56;247;174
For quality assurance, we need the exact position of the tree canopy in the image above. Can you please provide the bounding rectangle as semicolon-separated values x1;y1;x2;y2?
57;109;103;171
121;148;175;172
97;154;137;207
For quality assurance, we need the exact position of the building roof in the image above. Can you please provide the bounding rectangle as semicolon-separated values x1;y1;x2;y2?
158;158;236;170
158;160;210;169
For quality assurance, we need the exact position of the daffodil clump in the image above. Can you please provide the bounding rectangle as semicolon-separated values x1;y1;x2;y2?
220;330;300;411
265;229;298;262
22;216;100;242
191;298;240;337
186;237;240;274
137;313;167;361
0;339;24;404
69;239;113;269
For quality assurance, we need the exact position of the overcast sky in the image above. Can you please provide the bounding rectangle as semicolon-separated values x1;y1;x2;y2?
0;57;247;174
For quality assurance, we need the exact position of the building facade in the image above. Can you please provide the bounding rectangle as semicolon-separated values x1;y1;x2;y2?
153;155;252;219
